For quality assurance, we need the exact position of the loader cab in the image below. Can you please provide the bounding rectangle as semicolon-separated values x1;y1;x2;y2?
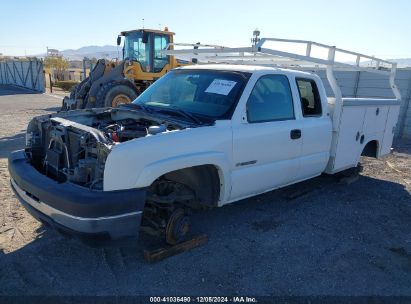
119;28;174;74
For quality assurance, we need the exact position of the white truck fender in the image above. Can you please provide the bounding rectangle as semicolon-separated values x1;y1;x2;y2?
134;151;232;204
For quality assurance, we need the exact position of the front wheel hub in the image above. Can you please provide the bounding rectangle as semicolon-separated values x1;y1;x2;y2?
165;208;190;245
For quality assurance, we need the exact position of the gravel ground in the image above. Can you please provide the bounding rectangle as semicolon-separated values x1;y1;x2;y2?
0;84;410;296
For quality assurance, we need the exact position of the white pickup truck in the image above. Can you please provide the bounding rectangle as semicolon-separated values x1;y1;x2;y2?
8;39;402;245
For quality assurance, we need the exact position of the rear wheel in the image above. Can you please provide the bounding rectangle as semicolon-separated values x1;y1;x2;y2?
103;85;137;107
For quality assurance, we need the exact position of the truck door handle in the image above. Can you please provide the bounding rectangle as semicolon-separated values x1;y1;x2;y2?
290;129;301;140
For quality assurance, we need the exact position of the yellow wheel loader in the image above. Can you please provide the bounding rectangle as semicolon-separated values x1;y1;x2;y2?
62;28;184;110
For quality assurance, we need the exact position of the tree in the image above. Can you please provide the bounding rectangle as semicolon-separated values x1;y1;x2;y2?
44;56;69;81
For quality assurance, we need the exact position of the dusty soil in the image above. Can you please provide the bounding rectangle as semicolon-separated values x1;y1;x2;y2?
0;84;410;296
0;85;61;253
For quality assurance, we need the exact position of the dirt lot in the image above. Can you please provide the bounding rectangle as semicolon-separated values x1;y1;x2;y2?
0;84;410;296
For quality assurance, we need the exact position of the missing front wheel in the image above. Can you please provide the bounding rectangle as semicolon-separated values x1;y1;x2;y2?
141;180;195;245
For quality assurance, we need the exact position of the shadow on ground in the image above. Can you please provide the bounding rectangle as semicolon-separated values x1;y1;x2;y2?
43;106;61;112
0;85;40;96
1;174;410;296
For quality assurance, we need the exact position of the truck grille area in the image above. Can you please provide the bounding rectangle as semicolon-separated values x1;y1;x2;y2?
26;117;111;190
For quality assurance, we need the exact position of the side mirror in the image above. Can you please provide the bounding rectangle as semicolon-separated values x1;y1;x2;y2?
117;36;121;46
142;32;149;44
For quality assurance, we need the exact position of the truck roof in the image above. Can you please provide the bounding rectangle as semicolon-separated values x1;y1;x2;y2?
179;64;314;77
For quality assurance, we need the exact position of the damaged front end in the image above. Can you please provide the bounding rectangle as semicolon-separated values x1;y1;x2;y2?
25;107;186;190
9;107;190;244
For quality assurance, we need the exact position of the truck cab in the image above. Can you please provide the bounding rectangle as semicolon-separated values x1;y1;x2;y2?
118;28;179;82
228;66;332;200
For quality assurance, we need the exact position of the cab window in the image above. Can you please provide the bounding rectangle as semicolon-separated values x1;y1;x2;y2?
154;34;170;73
124;32;151;72
296;78;322;117
247;75;294;123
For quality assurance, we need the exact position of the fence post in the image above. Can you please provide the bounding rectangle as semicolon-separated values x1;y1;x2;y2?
49;73;53;93
0;63;3;84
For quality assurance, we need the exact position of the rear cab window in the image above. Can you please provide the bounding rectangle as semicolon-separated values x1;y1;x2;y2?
296;78;322;117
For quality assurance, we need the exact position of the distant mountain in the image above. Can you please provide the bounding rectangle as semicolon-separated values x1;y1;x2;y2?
388;58;411;68
34;45;121;61
349;58;411;68
345;58;411;68
59;45;121;60
62;45;118;55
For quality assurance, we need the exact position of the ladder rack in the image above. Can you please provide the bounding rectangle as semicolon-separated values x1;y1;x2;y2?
164;37;401;131
167;38;396;73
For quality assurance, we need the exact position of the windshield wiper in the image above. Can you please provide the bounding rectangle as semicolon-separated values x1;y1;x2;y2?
156;106;204;125
120;103;153;113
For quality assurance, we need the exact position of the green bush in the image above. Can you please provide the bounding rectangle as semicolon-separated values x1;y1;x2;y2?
54;81;79;92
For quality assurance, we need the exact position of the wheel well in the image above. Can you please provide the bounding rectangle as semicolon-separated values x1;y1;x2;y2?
160;165;221;208
361;140;379;158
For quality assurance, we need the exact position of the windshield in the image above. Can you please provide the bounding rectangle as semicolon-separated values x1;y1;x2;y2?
132;69;250;119
123;31;150;71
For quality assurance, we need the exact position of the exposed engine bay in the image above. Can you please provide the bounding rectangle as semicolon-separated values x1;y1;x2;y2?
25;107;188;190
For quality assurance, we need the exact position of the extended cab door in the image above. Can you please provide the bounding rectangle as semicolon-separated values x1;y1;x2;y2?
230;74;302;201
294;77;332;179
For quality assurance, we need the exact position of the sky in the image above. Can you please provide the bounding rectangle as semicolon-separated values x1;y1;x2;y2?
0;0;410;59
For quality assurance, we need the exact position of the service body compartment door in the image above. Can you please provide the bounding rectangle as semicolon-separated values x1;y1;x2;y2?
363;106;389;135
329;99;401;173
332;106;366;171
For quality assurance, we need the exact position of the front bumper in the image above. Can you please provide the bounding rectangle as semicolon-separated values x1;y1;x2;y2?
8;150;147;245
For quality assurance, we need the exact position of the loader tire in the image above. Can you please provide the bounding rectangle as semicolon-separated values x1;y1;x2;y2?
94;81;139;108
